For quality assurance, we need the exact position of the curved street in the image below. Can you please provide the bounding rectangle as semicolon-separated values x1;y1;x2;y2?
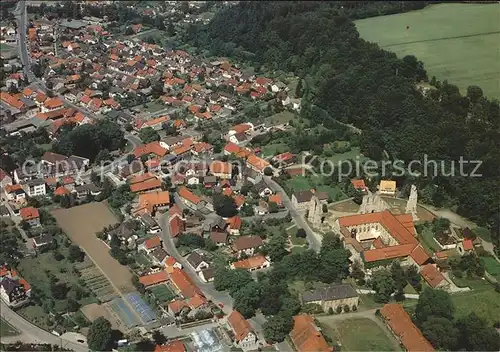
263;176;323;251
0;300;89;352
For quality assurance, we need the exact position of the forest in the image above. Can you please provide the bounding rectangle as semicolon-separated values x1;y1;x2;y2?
185;1;500;247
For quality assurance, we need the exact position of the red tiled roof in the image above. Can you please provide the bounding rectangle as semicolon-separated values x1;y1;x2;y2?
139;271;169;287
420;264;446;288
224;142;241;154
232;255;268;270
144;236;162;249
178;186;201;205
380;304;434;352
463;238;473;251
409;245;430;265
210;161;231;175
228;311;253;342
19;207;39;221
351;179;367;190
339;211;417;246
169;217;185;238
130;178;162;193
168;299;188;314
133;141;168;158
154;340;185;352
169;268;203;298
54;186;71;196
362;244;416;263
290;314;332;352
226;216;242;230
231;123;252;134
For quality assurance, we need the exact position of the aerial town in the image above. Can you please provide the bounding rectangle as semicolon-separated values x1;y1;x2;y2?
1;1;499;352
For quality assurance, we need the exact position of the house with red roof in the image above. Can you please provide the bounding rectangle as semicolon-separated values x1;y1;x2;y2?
290;314;332;352
227;311;258;351
138;236;162;254
154;340;186;352
19;207;40;227
380;304;434;352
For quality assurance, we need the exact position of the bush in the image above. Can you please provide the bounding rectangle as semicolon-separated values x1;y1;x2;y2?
336;306;342;314
343;304;350;313
328;307;334;315
352;305;357;311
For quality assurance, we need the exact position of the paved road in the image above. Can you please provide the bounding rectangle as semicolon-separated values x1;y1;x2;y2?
0;300;89;352
157;209;234;313
263;176;322;251
315;309;400;351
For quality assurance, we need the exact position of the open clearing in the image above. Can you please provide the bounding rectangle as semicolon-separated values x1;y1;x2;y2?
355;3;500;99
451;288;500;325
52;202;135;293
318;317;398;351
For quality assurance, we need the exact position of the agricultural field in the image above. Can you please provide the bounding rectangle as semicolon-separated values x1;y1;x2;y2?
52;203;135;293
76;261;118;303
355;3;500;99
318;317;399;352
451;289;500;326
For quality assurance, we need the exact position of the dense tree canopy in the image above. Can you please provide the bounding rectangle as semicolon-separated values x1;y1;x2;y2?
187;1;500;246
87;317;113;351
54;120;125;162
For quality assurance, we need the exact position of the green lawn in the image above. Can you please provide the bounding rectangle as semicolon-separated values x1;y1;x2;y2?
261;143;287;157
150;284;176;303
287;175;312;191
0;318;19;337
451;289;500;325
270;110;295;124
143;101;165;113
418;227;441;253
324;147;366;164
135;252;151;267
481;256;500;280
319;318;397;352
291;246;307;254
355;3;500;99
474;227;492;242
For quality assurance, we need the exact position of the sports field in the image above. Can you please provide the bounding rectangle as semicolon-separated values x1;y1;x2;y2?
355;3;500;99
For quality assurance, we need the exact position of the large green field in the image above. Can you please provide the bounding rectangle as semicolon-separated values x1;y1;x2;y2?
355;3;500;99
318;317;399;351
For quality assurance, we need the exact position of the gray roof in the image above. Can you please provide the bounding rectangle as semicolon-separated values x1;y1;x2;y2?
301;284;358;303
293;190;313;203
33;233;54;246
186;251;207;268
140;213;158;228
150;247;168;262
75;183;100;193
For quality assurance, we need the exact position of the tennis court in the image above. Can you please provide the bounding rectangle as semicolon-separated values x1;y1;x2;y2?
125;292;157;324
109;297;142;328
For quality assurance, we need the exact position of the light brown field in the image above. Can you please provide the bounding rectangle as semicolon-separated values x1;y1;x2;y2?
52;202;135;293
81;303;123;331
